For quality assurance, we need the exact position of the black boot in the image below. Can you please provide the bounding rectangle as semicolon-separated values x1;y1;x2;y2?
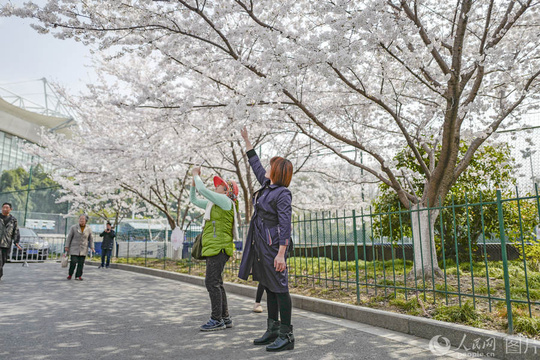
253;318;280;345
266;324;294;352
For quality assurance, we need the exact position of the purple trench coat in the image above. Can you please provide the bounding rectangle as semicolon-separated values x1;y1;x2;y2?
238;151;292;293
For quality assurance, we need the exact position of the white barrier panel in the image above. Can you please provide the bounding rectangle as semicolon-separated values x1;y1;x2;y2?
117;241;166;259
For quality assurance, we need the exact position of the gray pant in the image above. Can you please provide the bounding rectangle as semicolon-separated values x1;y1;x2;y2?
205;251;230;320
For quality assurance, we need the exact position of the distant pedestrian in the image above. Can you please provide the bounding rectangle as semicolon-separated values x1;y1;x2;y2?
99;222;115;269
190;165;239;331
238;127;295;352
65;214;94;281
0;203;22;281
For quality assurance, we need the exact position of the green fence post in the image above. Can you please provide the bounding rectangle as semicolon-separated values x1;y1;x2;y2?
479;192;492;312
322;212;328;288
451;195;462;307
464;193;476;309
64;201;69;249
23;163;33;226
496;190;513;335
315;213;321;286
397;202;408;301
361;208;368;295
114;221;119;259
515;186;532;317
438;196;449;305
352;210;360;303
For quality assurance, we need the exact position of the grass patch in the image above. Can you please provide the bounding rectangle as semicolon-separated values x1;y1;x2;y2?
432;301;482;326
513;316;540;338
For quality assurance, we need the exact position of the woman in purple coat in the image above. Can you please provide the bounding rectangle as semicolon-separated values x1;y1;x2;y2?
238;127;295;352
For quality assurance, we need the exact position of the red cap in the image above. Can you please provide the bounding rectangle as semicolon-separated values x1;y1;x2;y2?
213;176;228;190
213;176;239;197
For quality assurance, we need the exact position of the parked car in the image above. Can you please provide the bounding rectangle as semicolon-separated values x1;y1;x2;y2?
10;228;50;261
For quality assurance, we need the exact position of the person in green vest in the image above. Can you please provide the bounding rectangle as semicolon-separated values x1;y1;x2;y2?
190;166;239;331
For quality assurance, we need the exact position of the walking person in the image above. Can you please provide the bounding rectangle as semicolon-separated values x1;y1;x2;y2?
0;203;22;281
190;166;239;331
65;214;94;280
238;127;295;352
99;222;115;269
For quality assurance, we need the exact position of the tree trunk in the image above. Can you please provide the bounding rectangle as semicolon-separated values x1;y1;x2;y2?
409;205;443;280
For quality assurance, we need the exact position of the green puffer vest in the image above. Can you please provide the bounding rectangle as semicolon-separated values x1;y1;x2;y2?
202;203;235;257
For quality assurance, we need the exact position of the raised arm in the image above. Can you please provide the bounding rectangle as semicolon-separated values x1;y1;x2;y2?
241;127;268;186
247;150;269;186
193;176;232;211
190;182;209;210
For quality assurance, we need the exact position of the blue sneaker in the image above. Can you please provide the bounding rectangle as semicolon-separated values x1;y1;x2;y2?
200;318;226;332
223;316;233;328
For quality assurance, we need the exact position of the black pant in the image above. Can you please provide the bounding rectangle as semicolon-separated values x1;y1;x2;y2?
205;251;230;320
255;283;265;303
0;247;9;279
265;287;292;326
101;249;112;267
69;255;86;277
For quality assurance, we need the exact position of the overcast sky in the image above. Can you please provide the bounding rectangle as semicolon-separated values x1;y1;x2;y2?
0;1;96;107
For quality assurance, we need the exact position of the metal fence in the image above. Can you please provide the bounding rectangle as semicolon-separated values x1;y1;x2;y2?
2;181;539;335
109;187;540;335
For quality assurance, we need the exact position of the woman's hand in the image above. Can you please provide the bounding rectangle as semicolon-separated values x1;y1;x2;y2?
274;253;286;272
241;126;253;151
241;126;249;141
192;166;201;177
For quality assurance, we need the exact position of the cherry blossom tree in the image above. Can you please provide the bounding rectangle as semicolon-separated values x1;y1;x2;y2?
5;0;540;277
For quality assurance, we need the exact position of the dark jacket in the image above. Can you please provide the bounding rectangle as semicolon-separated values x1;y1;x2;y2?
238;150;292;293
0;214;20;249
99;230;116;250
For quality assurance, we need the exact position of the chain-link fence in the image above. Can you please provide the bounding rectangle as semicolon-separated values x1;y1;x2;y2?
496;117;540;191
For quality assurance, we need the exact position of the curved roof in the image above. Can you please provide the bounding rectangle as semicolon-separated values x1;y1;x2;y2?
0;97;72;143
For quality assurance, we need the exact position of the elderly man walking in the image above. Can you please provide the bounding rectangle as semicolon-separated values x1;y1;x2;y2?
65;214;94;281
0;202;22;281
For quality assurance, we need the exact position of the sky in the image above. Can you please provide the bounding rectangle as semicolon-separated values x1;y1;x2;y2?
0;0;97;108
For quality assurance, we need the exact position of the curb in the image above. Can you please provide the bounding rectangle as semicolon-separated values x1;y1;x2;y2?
88;261;539;359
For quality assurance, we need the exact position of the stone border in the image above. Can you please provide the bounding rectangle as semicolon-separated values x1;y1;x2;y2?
88;261;540;359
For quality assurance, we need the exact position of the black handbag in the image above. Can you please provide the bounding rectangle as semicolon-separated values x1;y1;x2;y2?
191;233;204;260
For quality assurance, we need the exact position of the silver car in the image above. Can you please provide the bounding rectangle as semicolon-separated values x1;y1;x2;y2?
10;228;50;261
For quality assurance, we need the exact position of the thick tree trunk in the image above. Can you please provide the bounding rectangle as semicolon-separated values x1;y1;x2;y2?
409;205;443;280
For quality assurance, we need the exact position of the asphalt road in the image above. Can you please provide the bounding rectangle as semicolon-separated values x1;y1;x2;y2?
0;262;476;360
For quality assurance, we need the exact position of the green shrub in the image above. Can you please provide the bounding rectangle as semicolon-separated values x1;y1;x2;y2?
433;301;480;326
513;316;540;337
521;240;540;272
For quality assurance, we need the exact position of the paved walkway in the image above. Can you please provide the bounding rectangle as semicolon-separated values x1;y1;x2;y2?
0;262;477;360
